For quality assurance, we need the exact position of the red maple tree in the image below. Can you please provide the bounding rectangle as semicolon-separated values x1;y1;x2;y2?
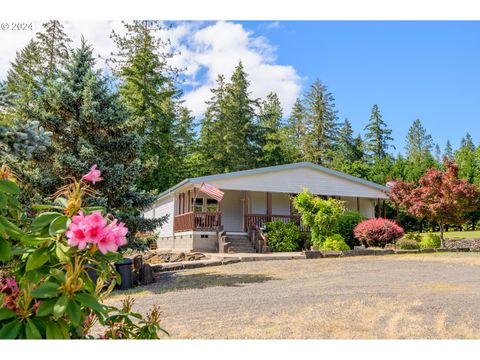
387;161;479;247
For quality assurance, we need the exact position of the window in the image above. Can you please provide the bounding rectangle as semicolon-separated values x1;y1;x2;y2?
206;198;218;212
194;198;203;212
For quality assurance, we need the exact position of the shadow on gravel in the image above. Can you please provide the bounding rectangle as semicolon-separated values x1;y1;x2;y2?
113;272;277;297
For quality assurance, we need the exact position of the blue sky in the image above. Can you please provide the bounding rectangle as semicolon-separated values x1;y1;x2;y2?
1;20;479;155
233;21;480;154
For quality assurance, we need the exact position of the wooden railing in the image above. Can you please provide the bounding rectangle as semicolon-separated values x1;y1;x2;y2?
248;224;268;253
173;211;221;232
245;214;308;232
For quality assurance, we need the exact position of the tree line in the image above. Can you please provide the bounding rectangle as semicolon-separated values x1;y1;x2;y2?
1;20;480;239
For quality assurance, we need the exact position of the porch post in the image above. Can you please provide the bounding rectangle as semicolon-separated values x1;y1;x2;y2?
383;200;386;218
266;192;272;222
356;197;360;212
187;190;190;212
377;198;380;218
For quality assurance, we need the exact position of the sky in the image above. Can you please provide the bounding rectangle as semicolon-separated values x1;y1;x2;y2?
1;20;479;154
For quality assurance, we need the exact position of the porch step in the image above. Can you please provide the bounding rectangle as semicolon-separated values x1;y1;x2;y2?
225;233;256;253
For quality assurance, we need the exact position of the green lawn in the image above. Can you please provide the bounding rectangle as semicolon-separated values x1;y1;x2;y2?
420;230;480;239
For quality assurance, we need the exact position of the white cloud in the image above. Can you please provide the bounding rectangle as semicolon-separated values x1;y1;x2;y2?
0;20;302;117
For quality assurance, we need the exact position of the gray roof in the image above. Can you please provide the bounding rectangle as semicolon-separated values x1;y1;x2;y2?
154;162;389;203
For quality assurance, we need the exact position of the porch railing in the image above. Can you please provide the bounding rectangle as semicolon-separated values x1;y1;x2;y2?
245;214;308;232
173;211;221;232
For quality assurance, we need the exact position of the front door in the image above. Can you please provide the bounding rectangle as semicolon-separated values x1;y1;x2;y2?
220;190;244;232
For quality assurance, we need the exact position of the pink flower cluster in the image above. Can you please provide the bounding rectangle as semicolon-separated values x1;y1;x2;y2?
0;277;19;312
66;211;128;254
82;164;103;184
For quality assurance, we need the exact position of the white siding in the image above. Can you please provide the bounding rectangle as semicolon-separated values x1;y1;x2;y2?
272;192;290;215
150;196;174;237
221;190;244;231
192;166;388;199
340;196;375;218
249;191;266;214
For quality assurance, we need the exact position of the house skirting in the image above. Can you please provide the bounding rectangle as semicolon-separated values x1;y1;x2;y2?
156;231;218;252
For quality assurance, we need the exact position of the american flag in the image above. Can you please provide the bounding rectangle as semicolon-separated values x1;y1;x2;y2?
199;182;224;201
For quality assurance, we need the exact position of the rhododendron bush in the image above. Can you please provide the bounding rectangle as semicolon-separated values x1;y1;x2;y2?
0;164;167;339
354;218;405;248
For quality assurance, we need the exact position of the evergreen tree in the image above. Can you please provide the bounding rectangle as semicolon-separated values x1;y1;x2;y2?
198;75;229;175
455;133;476;182
20;40;163;246
171;104;198;181
364;104;394;161
109;20;179;192
258;92;286;166
283;98;306;162
302;79;338;165
405;119;433;159
199;62;259;174
444;140;453;160
35;20;71;79
434;144;442;164
0;81;14;126
404;118;435;181
6;21;71;120
334;118;363;164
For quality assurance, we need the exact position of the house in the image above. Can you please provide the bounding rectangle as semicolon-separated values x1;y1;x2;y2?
143;162;390;253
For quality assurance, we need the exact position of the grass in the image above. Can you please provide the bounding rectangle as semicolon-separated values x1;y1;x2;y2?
419;230;480;239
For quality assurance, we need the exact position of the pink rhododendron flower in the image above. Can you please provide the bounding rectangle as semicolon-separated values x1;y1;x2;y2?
66;210;128;254
66;211;89;250
83;211;107;244
82;164;103;184
0;277;19;312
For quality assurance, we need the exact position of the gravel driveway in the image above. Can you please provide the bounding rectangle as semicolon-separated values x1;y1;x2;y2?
107;253;480;339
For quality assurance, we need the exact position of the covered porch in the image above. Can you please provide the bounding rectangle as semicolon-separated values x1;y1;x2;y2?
173;188;383;233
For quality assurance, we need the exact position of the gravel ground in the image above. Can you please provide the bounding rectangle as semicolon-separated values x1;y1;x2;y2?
106;253;480;339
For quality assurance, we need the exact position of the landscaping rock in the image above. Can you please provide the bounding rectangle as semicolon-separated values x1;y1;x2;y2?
221;258;241;265
374;249;394;255
320;250;343;258
436;248;457;252
395;249;419;254
420;248;435;253
355;249;375;256
304;250;323;259
342;250;359;257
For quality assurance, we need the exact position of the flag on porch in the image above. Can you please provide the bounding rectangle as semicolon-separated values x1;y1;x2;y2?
199;182;224;202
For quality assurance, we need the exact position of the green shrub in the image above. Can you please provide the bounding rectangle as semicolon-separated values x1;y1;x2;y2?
293;191;346;248
265;221;301;252
396;238;420;250
337;211;363;248
403;232;422;242
321;234;350;251
419;233;441;249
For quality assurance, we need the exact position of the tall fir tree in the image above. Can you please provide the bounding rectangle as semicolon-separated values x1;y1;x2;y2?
283;98;306;162
404;118;435;181
198;75;229;175
171;104;198;181
19;40;163;246
35;20;71;79
109;20;179;192
302;79;338;165
257;92;286;166
434;144;442;164
364;104;394;161
405;119;433;159
455;133;477;182
199;62;259;174
334;119;363;163
444;140;453;160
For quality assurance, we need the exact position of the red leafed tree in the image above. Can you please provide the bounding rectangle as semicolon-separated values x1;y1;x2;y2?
387;160;480;247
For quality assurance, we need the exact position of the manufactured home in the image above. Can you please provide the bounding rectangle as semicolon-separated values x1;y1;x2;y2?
143;162;389;253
